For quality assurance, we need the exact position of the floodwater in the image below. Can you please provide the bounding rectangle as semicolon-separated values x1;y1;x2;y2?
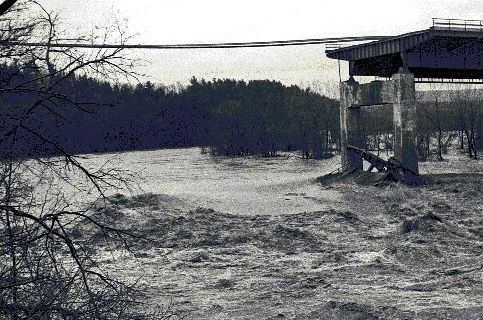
73;147;482;216
78;148;344;215
66;148;482;319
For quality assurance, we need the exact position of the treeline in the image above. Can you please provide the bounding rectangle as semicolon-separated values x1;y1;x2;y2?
0;64;340;158
359;91;482;160
186;79;340;157
417;91;482;160
1;62;481;160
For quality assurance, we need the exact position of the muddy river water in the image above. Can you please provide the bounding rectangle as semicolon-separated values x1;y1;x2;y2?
63;148;483;319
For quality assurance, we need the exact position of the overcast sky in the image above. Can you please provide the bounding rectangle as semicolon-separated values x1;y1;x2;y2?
39;0;482;94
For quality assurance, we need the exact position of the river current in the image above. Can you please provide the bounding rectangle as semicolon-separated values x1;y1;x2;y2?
76;147;342;215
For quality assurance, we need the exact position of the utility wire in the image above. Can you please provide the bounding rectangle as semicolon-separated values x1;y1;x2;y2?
2;35;390;50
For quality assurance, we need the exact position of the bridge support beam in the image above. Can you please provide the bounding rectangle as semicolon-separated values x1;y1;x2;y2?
392;70;418;173
340;79;363;170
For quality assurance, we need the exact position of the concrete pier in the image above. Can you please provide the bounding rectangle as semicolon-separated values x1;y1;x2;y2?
338;71;419;173
339;79;363;170
392;71;418;173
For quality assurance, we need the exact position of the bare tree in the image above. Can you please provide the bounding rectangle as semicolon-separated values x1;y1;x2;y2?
462;90;480;159
434;97;444;161
452;88;481;159
1;1;177;319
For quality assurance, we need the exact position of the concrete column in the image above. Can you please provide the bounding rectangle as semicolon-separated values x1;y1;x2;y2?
339;79;363;170
392;70;418;173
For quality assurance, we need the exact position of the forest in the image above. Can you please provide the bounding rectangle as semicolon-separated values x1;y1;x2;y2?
2;62;481;160
1;64;340;159
360;90;482;160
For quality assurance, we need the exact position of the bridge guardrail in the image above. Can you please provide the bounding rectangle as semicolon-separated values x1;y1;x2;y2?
432;18;483;32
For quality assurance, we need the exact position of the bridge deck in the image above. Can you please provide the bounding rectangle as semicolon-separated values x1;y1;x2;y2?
326;22;483;79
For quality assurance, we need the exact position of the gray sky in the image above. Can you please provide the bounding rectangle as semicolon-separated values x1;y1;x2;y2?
40;0;482;94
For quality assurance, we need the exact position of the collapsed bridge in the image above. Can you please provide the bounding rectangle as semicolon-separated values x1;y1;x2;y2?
326;18;483;182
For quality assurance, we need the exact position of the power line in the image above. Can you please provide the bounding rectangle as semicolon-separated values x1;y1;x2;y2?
2;35;390;50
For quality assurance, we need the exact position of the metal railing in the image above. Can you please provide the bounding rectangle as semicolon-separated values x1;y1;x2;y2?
432;18;483;31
